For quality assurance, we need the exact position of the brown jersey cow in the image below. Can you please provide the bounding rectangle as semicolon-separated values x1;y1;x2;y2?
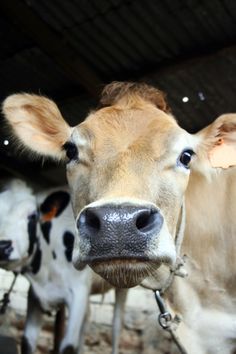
3;82;236;354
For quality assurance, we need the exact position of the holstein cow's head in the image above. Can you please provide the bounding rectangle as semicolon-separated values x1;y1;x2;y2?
0;179;71;273
3;82;236;287
0;180;38;270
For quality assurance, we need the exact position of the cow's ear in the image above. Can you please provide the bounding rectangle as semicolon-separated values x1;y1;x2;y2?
196;114;236;169
2;94;72;160
40;191;70;222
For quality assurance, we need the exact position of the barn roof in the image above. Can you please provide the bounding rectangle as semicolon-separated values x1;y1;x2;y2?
1;0;236;184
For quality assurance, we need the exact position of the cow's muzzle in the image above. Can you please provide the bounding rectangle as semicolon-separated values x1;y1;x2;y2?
76;203;164;286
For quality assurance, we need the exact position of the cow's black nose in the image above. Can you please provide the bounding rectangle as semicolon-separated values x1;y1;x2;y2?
0;240;13;259
77;204;163;260
78;205;163;237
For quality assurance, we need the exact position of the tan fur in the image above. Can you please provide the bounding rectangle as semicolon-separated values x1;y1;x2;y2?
99;81;171;113
3;82;236;353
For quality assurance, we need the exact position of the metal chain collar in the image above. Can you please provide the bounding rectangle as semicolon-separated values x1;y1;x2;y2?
153;201;189;354
154;290;188;354
0;272;18;315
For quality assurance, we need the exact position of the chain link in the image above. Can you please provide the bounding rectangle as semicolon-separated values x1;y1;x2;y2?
154;290;188;354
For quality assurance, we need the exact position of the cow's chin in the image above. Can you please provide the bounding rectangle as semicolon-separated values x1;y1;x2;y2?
89;259;161;288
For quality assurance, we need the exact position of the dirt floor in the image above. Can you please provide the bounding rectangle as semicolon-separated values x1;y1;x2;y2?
0;309;180;354
0;272;181;353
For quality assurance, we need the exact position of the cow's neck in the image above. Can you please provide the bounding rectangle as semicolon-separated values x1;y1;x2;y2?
183;168;236;295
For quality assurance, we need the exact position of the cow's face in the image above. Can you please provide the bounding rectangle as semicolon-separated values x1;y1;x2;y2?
67;104;194;287
3;82;236;287
0;180;37;270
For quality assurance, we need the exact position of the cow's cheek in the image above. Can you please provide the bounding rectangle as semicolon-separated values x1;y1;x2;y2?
155;175;189;236
67;170;90;216
17;237;29;260
146;220;176;263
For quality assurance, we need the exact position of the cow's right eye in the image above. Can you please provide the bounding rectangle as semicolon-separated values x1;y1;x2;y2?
179;149;195;168
63;142;78;162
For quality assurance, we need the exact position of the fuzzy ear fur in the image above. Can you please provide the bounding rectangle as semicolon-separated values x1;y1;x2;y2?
2;93;72;159
196;114;236;169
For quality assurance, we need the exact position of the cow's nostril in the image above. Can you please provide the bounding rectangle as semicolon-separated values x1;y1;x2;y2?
78;208;102;238
0;240;13;259
136;211;151;230
136;210;161;233
85;209;101;232
0;240;12;249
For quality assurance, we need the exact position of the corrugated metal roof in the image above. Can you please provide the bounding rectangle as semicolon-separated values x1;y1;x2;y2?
147;46;236;132
0;47;76;97
24;0;236;78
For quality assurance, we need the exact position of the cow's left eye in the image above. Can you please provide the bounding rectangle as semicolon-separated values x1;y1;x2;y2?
178;149;195;168
63;142;78;162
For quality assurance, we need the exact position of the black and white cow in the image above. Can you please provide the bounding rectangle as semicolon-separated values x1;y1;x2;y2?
0;179;127;354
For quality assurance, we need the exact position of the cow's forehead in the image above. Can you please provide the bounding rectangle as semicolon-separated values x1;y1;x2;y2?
72;105;188;158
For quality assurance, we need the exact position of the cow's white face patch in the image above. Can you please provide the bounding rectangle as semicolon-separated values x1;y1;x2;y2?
0;180;37;270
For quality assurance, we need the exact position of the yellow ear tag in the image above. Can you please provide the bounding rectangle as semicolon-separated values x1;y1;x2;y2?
209;139;236;168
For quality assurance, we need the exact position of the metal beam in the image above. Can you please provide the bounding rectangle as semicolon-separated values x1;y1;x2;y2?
0;0;103;97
